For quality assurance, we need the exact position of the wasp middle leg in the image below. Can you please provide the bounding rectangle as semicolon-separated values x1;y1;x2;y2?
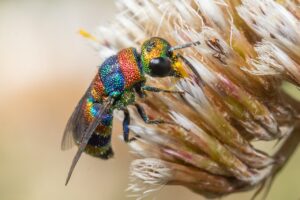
142;85;184;94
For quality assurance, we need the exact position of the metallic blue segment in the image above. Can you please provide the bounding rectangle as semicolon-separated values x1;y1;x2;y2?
99;55;119;77
101;113;113;126
106;73;124;94
87;108;113;149
86;97;98;117
86;96;113;125
99;55;125;96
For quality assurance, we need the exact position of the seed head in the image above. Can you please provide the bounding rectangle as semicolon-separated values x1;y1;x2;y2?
85;0;300;199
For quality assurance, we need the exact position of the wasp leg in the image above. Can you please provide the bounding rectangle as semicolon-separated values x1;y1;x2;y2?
121;108;139;142
122;108;130;142
135;103;165;124
134;103;189;132
142;86;184;94
135;84;146;98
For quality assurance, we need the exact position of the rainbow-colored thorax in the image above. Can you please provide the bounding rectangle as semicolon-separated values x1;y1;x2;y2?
96;47;145;97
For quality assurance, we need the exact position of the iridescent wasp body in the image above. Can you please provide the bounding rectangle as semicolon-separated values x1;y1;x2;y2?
62;37;200;185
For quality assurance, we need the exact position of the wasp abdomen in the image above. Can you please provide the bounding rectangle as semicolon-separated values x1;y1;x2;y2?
83;106;114;159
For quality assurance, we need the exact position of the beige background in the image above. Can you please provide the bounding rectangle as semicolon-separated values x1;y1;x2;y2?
0;0;299;199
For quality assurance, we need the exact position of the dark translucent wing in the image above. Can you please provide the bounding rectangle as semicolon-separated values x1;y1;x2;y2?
65;97;113;185
61;95;86;150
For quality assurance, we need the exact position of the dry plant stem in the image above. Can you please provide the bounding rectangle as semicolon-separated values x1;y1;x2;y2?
246;123;300;200
272;94;300;175
273;124;300;175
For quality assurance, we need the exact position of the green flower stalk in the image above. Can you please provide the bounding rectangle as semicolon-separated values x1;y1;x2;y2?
82;0;300;199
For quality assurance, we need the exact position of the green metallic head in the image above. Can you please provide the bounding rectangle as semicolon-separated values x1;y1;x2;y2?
140;37;187;78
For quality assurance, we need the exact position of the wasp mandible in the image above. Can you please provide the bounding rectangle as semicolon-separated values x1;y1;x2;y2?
61;37;200;185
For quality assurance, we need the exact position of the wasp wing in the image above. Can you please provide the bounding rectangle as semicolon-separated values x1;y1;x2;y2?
61;94;86;150
65;97;114;185
61;85;98;150
61;85;99;150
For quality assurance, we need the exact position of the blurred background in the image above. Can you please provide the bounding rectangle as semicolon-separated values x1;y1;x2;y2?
0;0;299;199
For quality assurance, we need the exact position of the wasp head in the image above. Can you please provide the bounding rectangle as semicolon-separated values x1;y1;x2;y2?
140;37;187;78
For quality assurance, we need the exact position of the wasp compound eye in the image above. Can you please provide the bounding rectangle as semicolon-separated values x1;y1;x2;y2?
149;57;172;77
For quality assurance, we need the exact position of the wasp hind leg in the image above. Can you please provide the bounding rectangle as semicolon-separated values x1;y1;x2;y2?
122;108;131;142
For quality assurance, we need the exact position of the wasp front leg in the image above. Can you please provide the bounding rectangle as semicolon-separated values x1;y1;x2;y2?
142;85;184;94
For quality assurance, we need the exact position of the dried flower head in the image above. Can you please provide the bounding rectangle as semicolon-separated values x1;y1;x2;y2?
82;0;300;199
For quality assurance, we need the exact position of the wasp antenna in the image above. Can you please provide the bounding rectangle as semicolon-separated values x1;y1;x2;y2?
169;41;201;52
65;97;114;186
